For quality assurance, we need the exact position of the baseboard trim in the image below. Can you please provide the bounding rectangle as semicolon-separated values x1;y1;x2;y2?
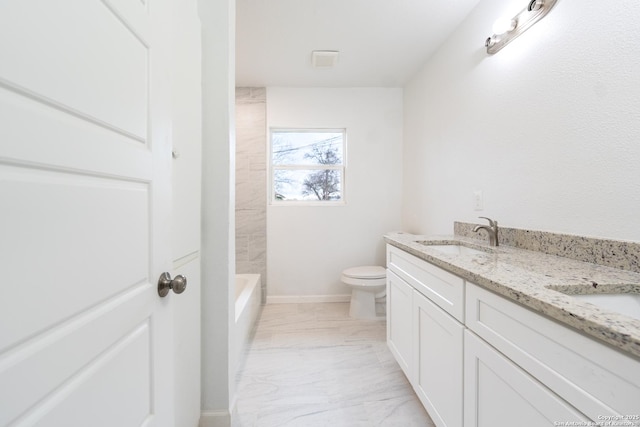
199;410;230;427
266;294;351;304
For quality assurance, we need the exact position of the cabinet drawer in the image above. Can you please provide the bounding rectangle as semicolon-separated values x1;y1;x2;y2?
387;244;465;321
466;282;640;420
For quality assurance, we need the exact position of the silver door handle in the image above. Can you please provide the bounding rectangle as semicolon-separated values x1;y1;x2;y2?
157;272;187;297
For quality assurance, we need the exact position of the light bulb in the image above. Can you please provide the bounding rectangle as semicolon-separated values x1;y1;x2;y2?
492;17;516;35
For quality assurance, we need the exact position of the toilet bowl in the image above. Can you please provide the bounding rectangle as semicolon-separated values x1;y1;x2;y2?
341;266;386;319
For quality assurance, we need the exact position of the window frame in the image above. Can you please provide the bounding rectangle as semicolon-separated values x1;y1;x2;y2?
269;128;347;206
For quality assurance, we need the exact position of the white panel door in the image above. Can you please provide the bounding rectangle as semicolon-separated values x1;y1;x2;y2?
0;1;174;426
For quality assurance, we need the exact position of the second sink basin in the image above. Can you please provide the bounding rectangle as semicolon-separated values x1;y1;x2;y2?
571;293;640;321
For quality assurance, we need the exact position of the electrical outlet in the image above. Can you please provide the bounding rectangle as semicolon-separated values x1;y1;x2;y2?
473;190;483;211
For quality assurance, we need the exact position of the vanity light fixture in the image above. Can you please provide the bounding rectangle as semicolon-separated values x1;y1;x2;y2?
485;0;558;54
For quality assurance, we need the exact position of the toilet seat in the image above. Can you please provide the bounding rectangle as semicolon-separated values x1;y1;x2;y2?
341;266;386;287
342;266;386;280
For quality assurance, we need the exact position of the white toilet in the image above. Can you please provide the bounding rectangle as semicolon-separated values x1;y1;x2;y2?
341;266;387;319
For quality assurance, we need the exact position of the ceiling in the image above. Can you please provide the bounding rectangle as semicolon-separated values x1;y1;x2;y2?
235;0;480;88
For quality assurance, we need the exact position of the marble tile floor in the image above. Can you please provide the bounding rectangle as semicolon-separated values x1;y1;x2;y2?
233;302;435;427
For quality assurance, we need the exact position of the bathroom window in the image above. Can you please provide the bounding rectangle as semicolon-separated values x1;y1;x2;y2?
270;129;346;204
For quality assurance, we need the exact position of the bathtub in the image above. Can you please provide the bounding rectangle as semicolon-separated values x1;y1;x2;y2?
234;274;262;362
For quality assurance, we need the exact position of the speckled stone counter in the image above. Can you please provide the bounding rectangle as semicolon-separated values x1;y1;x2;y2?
384;231;640;359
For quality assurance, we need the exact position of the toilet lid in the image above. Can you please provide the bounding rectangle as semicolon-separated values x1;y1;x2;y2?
342;266;386;279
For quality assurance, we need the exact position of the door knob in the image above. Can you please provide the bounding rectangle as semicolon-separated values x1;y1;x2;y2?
157;272;187;297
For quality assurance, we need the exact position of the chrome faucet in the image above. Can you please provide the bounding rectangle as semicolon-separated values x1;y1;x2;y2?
473;217;499;247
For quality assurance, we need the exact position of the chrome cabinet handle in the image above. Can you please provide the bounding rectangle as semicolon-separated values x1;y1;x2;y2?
157;272;187;297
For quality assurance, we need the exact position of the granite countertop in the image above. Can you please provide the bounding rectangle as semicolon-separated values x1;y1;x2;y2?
384;231;640;359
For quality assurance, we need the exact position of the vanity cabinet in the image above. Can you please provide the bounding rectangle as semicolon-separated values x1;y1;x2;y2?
386;245;464;427
465;282;640;423
386;242;640;427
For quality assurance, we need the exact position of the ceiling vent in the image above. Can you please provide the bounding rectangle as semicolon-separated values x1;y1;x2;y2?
311;50;339;68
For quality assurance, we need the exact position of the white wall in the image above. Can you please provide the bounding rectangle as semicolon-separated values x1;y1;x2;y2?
199;0;236;425
171;0;202;425
267;87;403;299
403;0;640;242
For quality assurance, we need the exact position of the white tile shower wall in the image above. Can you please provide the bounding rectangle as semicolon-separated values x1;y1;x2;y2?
236;88;267;298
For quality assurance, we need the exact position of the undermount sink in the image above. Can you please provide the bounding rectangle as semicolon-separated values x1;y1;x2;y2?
417;241;493;257
571;293;640;321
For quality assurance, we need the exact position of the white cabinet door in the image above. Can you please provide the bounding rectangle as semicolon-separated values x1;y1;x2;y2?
464;331;589;427
414;291;464;427
0;1;174;426
387;269;414;380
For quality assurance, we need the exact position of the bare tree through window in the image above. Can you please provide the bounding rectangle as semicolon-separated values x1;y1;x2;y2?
271;130;345;203
302;146;341;200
